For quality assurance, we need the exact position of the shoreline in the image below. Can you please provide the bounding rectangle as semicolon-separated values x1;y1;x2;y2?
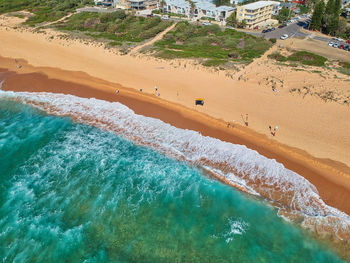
1;62;350;216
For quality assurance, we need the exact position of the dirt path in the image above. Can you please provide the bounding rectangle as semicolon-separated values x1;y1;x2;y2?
35;12;75;29
129;23;177;55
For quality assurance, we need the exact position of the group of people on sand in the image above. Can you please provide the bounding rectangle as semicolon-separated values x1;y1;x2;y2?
227;113;279;137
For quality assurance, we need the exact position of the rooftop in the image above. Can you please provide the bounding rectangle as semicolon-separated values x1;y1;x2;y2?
243;1;280;10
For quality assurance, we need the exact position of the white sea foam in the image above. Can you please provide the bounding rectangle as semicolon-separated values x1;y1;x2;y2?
1;90;349;239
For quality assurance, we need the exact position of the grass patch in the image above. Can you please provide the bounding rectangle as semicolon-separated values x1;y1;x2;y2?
287;51;327;67
267;52;287;62
339;61;350;69
0;0;94;26
153;22;272;67
55;11;173;47
269;51;327;67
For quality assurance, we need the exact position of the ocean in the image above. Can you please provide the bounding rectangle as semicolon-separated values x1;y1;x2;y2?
0;90;348;262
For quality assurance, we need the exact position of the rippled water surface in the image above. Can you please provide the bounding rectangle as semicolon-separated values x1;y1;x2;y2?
0;99;345;262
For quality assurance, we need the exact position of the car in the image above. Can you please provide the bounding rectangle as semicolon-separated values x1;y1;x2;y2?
347;40;350;44
339;44;345;49
333;43;339;48
161;15;169;20
328;42;334;47
280;34;288;40
270;27;275;31
201;22;211;26
146;14;153;17
262;29;269;33
278;24;286;28
226;26;235;29
345;45;350;51
253;26;259;29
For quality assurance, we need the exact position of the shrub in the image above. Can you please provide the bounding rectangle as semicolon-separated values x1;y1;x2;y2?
270;38;276;44
267;52;287;61
287;51;327;66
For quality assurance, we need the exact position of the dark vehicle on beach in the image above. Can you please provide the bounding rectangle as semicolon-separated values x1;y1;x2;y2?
195;99;204;106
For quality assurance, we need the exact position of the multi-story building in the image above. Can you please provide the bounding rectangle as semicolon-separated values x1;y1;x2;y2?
237;1;280;28
163;0;235;22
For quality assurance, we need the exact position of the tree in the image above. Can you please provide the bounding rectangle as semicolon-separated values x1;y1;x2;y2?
213;0;230;6
310;0;325;31
226;12;237;26
276;7;290;23
237;19;246;28
324;0;334;15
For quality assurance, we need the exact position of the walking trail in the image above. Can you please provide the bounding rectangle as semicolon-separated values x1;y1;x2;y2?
129;23;177;55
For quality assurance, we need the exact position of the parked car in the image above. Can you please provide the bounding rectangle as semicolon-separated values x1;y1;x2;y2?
339;44;345;49
347;40;350;44
328;41;334;47
280;34;288;40
278;24;286;28
161;15;169;20
226;26;235;29
270;27;275;31
146;14;153;17
201;22;211;26
262;29;269;33
345;45;350;51
333;43;339;48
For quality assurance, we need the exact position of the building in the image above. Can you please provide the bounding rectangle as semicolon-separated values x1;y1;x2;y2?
111;0;157;9
236;1;280;28
163;0;235;22
128;0;157;9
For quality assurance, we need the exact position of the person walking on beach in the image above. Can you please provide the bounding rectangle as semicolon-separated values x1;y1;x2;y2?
241;114;249;126
154;86;158;95
270;125;278;136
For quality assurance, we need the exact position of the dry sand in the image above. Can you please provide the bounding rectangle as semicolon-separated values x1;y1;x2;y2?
0;15;350;215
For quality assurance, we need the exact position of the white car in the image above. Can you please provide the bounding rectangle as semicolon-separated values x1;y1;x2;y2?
161;15;169;20
328;42;334;47
333;43;339;48
280;34;289;40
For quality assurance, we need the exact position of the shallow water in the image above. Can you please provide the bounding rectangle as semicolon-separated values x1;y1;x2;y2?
0;98;346;262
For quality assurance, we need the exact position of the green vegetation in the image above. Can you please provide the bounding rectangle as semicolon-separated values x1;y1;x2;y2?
310;0;349;38
153;22;272;66
338;61;350;76
298;5;309;15
267;52;287;62
339;61;350;69
55;11;172;45
213;0;231;6
288;51;327;66
276;7;291;24
0;0;94;26
268;51;327;66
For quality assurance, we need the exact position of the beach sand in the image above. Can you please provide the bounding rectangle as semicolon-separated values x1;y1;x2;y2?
0;15;350;216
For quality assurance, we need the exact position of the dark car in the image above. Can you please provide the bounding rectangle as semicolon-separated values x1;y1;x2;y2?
270;27;275;31
262;29;269;33
345;45;350;51
278;24;286;28
147;14;153;17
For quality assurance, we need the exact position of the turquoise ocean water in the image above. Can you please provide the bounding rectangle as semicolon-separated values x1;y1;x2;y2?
0;97;346;262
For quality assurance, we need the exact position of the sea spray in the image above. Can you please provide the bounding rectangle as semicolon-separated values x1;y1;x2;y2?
0;90;349;251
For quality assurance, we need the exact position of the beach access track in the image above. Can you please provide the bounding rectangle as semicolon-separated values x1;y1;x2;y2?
129;23;177;55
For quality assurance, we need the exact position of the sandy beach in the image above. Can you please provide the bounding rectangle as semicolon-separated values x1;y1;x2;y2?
0;14;350;218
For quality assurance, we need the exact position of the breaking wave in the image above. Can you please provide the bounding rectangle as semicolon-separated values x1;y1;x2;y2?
0;90;349;244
